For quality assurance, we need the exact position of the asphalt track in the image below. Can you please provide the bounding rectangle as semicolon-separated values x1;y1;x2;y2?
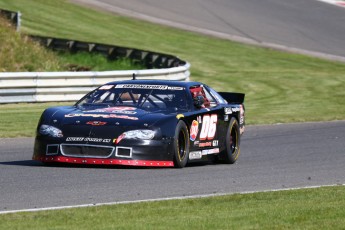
1;1;345;213
1;121;345;212
71;0;345;61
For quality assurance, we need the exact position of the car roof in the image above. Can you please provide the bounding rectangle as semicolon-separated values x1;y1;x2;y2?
106;79;204;88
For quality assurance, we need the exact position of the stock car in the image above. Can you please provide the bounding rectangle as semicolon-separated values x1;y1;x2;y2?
33;80;245;168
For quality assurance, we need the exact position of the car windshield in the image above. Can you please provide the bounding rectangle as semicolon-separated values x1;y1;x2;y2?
76;83;189;112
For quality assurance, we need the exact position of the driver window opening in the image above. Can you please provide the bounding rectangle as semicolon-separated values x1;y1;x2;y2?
190;85;219;108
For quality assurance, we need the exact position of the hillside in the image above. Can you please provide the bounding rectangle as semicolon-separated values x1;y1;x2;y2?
0;15;144;72
0;16;63;72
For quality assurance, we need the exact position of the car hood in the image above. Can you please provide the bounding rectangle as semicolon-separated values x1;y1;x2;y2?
41;106;179;140
46;106;178;126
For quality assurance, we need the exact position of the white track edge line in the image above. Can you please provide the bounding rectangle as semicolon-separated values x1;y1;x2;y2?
317;0;345;7
1;183;344;215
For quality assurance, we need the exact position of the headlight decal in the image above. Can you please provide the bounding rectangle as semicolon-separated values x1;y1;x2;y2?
116;130;155;144
39;125;63;138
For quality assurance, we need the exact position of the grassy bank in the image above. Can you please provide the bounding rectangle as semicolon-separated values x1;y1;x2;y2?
0;16;61;72
0;16;144;72
0;186;344;229
0;0;344;135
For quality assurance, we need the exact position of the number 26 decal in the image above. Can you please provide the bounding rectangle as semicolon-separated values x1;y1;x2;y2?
200;114;217;140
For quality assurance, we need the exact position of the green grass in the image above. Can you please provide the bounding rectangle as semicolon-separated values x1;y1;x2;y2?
0;102;68;138
0;0;345;135
0;186;344;229
57;51;145;71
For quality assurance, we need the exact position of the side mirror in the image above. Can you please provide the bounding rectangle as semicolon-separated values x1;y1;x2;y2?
193;95;205;108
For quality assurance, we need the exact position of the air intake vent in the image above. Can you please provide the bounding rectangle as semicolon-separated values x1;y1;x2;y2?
46;144;59;155
116;147;132;158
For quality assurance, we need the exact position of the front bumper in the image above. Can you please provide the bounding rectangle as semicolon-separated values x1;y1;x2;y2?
33;138;175;167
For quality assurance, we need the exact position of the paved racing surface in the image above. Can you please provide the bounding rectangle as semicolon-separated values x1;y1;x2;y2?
72;0;345;59
1;121;344;212
1;0;345;213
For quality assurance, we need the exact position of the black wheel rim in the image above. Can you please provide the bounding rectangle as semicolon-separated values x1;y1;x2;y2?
230;125;238;154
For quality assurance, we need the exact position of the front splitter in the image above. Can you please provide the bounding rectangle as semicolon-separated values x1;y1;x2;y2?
33;156;174;167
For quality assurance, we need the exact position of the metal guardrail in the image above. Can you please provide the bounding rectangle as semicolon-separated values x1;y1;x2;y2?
30;36;187;69
0;9;20;31
0;65;190;103
0;9;190;104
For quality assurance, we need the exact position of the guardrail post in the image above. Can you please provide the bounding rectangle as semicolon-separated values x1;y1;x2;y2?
16;11;21;32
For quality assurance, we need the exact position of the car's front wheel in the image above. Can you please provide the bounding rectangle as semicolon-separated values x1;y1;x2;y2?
173;121;190;168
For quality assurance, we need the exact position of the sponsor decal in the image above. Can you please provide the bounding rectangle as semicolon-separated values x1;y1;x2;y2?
190;120;199;141
212;140;219;147
189;151;202;160
65;113;138;120
86;121;107;126
240;117;244;125
66;137;111;143
232;107;240;112
93;110;136;115
90;107;137;114
224;115;229;121
115;84;168;90
167;86;184;90
198;141;212;148
84;138;111;143
201;148;220;155
99;85;114;90
115;84;184;90
176;114;185;119
66;137;84;142
193;140;200;146
225;106;240;114
224;108;232;115
197;116;202;123
240;104;245;125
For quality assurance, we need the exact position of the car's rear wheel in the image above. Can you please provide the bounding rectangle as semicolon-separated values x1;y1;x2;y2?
223;117;241;164
173;121;189;168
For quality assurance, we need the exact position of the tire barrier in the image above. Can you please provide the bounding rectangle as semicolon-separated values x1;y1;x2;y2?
0;9;190;104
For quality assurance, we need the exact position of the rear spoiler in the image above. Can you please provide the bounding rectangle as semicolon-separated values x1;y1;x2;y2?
218;92;245;104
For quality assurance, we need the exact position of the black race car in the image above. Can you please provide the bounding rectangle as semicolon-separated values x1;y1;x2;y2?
33;80;245;168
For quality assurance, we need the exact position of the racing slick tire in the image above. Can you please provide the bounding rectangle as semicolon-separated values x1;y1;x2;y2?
173;121;190;168
223;117;241;164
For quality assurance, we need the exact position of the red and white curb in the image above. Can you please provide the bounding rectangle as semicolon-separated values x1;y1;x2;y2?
317;0;345;8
